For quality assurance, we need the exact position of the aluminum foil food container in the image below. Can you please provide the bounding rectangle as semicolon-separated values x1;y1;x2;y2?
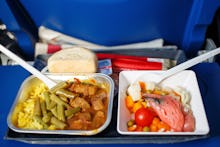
7;73;114;135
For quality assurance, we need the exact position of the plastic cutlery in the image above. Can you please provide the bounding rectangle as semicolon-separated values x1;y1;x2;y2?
0;44;57;88
135;47;220;84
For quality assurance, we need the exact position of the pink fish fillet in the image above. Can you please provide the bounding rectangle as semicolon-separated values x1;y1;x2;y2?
183;110;195;132
144;94;184;131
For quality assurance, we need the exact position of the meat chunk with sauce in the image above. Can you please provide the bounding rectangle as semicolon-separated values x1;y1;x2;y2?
91;99;104;110
91;89;107;110
66;81;108;130
92;111;106;128
69;97;90;111
67;112;92;130
69;83;98;96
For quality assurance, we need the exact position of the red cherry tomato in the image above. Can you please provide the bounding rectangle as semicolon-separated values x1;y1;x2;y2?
134;107;155;127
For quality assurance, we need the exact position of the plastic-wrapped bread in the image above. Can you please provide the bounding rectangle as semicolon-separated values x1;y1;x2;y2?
48;47;97;73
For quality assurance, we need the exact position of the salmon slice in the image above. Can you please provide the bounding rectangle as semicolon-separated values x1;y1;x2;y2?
144;94;184;131
183;110;195;132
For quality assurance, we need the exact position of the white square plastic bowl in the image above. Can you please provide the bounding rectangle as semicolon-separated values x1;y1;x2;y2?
117;70;209;135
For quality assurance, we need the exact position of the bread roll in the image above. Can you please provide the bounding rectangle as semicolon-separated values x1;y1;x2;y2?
48;47;97;73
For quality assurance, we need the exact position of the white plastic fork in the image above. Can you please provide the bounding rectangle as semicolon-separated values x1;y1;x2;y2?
0;44;57;88
135;47;220;84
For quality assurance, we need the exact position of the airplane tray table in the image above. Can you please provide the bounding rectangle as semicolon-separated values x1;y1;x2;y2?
1;64;220;145
4;92;210;144
1;64;220;144
5;105;209;144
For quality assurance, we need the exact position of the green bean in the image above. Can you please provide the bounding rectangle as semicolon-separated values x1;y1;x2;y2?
47;100;57;110
51;116;66;129
40;100;47;116
59;95;68;103
42;112;52;123
55;89;77;99
65;107;81;118
34;97;41;116
49;81;68;93
51;106;58;118
34;115;48;129
43;91;50;110
50;93;69;108
57;104;65;122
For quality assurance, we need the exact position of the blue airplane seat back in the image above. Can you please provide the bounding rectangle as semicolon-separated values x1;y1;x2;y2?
2;0;220;57
18;0;220;57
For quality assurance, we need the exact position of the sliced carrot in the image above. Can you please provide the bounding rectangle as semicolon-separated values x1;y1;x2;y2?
157;122;165;131
139;81;146;92
158;121;171;131
152;117;160;125
150;124;158;132
125;96;134;111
